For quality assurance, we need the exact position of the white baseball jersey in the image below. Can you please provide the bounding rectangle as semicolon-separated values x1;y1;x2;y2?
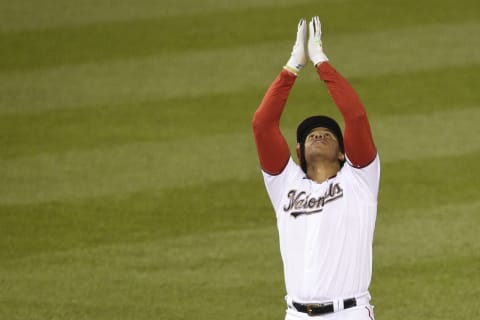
262;154;380;303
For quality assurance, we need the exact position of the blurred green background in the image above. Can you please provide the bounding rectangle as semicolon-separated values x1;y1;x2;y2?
1;0;479;319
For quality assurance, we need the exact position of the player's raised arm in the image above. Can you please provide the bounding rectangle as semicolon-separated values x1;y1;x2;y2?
308;16;376;168
252;18;307;175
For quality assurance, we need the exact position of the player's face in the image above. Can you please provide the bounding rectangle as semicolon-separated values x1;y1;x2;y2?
304;127;344;163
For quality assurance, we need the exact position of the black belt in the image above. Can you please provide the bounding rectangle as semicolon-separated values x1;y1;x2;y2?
292;298;357;316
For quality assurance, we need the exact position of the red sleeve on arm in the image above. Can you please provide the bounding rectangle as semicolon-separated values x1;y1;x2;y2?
317;62;376;167
252;69;296;175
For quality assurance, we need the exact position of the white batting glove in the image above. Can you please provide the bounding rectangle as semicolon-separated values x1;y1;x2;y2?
284;18;307;75
308;16;329;66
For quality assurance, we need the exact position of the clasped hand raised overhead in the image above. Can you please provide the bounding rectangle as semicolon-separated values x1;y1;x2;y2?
284;16;329;75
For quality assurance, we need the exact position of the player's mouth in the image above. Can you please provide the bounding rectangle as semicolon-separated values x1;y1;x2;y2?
312;139;327;145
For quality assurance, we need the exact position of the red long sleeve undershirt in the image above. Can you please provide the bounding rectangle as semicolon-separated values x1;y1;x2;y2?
252;62;376;175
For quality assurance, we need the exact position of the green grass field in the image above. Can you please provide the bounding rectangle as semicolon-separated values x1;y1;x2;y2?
1;0;479;319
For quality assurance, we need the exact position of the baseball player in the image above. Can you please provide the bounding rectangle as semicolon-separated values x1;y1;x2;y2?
252;16;380;319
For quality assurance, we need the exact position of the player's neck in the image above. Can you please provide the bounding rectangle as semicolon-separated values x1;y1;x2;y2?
306;161;340;183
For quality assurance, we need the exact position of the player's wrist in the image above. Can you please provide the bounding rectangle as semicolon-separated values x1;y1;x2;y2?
283;65;300;76
284;57;304;75
311;52;329;67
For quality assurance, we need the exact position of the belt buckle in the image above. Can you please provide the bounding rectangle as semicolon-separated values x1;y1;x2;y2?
306;304;320;316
